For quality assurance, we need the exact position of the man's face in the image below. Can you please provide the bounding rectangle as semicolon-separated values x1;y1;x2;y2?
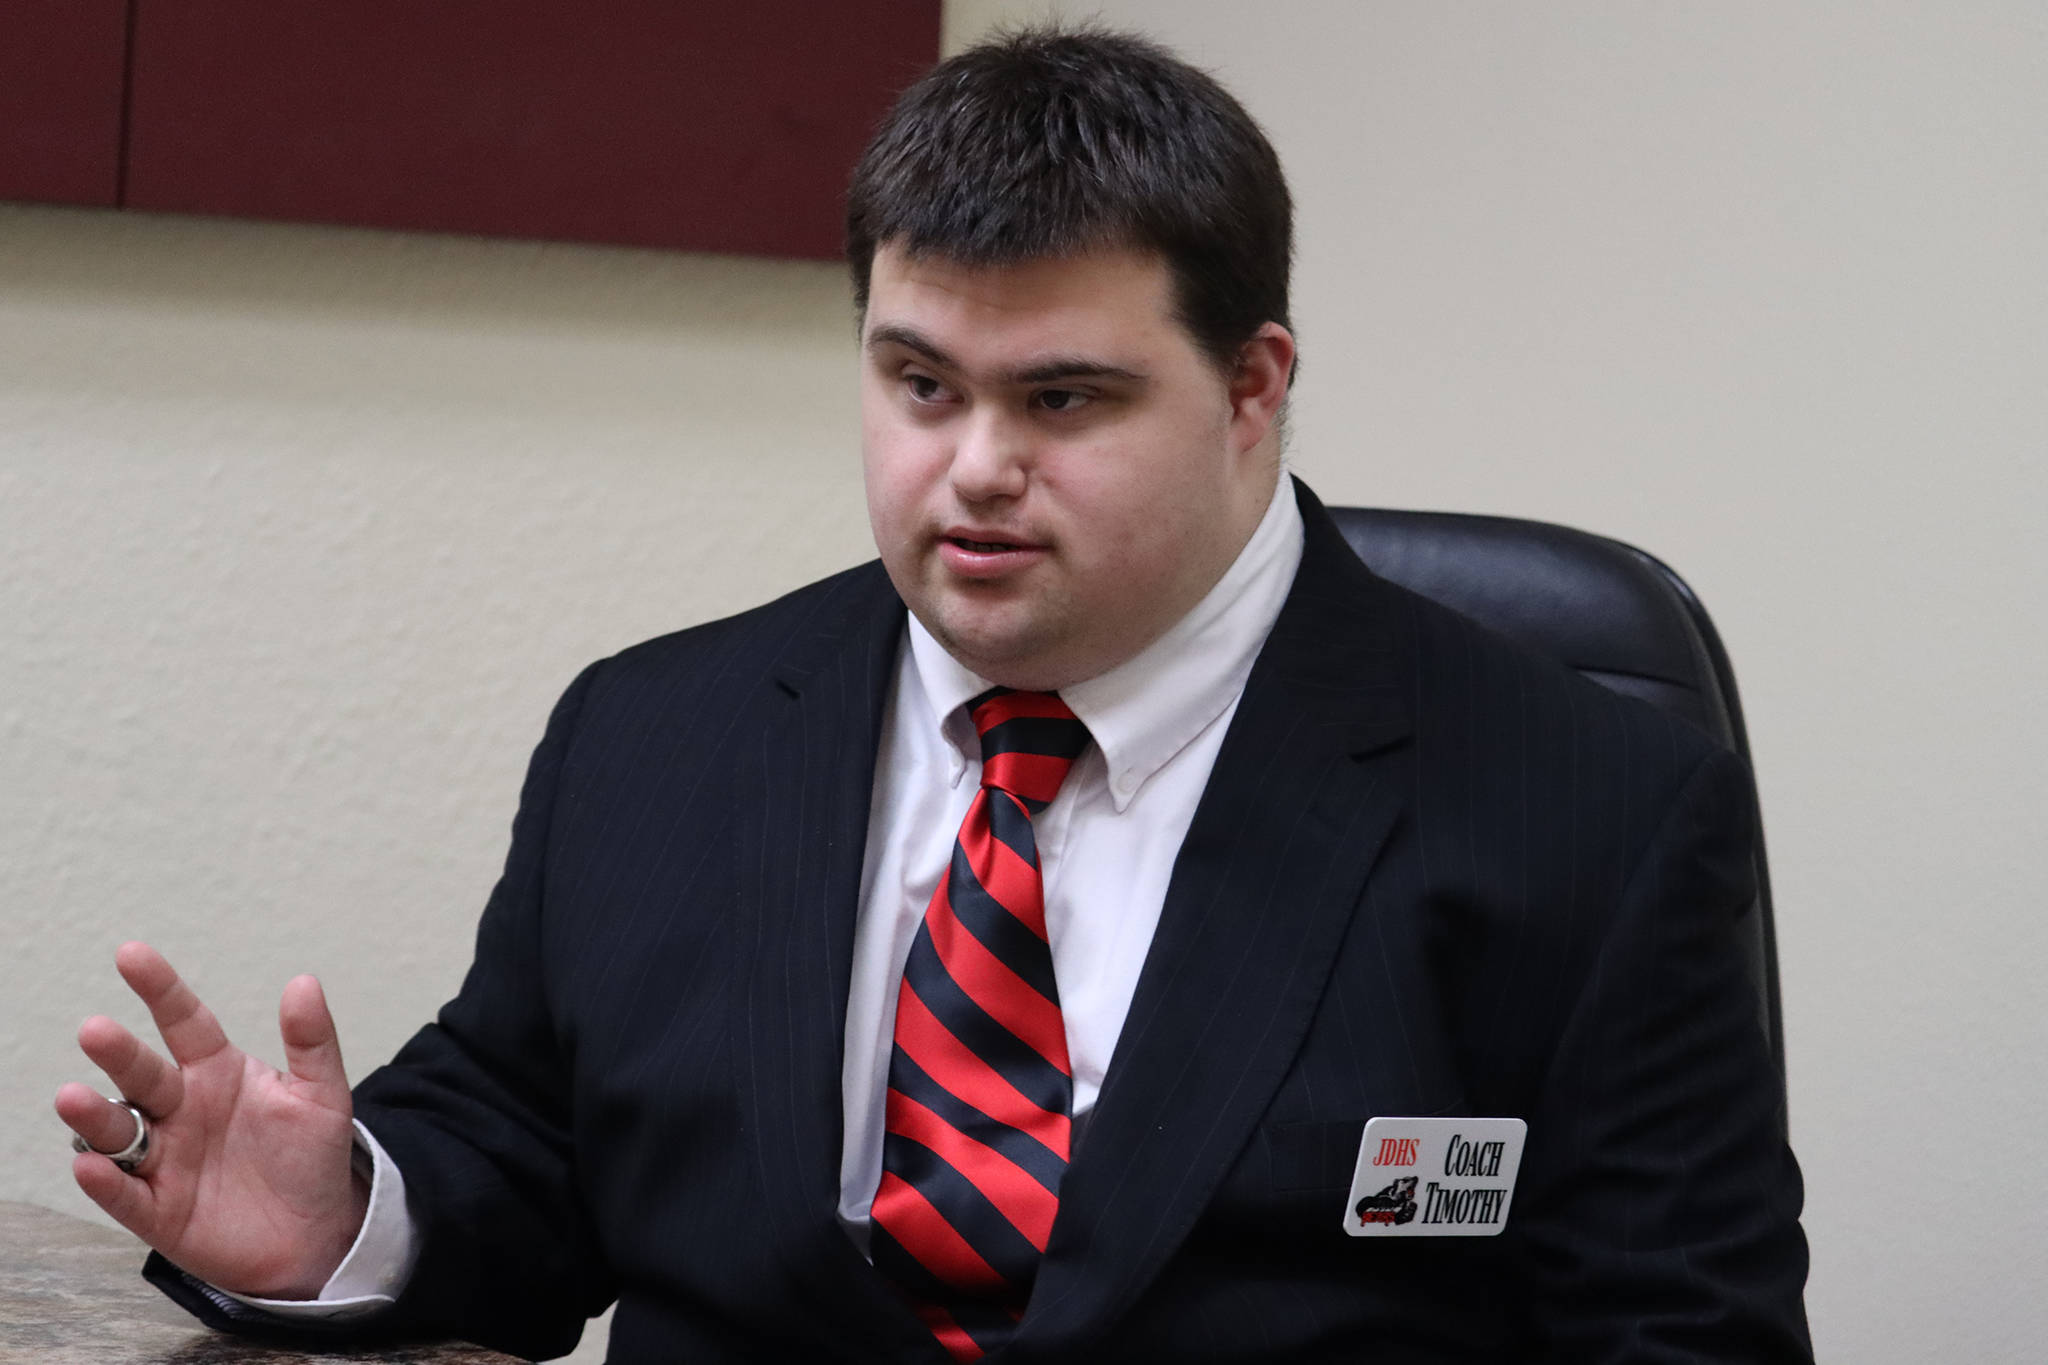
860;243;1287;691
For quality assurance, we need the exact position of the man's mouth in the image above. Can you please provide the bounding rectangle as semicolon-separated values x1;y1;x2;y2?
937;532;1045;578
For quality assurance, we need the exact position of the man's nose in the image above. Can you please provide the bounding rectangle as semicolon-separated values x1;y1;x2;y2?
948;407;1031;503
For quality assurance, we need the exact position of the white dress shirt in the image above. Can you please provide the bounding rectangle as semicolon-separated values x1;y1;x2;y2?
836;474;1302;1242
265;473;1304;1312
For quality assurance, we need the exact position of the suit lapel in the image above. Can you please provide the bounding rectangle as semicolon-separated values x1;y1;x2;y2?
1015;482;1416;1356
730;564;943;1361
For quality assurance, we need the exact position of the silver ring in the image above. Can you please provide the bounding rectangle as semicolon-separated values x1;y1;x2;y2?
70;1100;151;1174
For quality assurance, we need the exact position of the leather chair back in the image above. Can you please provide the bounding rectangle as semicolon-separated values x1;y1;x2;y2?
1327;507;1785;1087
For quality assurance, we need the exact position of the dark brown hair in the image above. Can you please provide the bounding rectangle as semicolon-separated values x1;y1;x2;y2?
846;26;1293;372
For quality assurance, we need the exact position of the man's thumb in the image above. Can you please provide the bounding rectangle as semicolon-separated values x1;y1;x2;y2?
278;975;349;1095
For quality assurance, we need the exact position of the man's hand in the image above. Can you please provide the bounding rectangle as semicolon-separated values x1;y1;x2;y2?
54;942;370;1300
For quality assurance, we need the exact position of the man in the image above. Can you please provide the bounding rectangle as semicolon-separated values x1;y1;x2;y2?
57;28;1811;1363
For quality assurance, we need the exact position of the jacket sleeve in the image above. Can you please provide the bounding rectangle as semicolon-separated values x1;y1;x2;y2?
1517;747;1813;1363
345;658;617;1360
142;660;614;1359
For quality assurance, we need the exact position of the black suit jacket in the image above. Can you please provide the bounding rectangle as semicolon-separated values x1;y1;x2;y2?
153;482;1809;1362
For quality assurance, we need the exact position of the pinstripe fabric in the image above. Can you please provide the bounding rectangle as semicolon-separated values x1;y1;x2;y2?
871;689;1089;1361
207;481;1810;1365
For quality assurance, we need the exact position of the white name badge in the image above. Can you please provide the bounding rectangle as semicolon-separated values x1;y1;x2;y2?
1340;1116;1526;1237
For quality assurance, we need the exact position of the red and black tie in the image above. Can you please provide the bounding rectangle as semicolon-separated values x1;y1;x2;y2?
871;687;1090;1361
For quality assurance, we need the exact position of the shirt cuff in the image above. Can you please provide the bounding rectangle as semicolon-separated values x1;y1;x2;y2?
214;1118;419;1320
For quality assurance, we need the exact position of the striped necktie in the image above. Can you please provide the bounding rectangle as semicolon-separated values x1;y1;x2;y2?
871;687;1090;1362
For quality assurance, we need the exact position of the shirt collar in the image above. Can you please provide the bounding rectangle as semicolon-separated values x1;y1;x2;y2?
907;474;1305;810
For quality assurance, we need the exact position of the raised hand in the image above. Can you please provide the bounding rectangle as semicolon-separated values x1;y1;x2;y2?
54;942;370;1299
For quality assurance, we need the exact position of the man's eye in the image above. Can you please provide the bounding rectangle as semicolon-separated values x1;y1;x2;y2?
1035;389;1090;412
905;374;947;402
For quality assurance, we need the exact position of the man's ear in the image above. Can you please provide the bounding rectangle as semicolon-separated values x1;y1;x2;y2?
1228;322;1296;456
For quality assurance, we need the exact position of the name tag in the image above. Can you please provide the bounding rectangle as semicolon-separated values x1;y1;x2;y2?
1340;1116;1526;1237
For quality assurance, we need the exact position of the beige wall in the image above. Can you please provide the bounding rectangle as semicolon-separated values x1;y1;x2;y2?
6;3;2043;1361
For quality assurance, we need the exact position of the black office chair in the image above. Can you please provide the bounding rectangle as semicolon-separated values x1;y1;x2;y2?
1326;508;1785;1095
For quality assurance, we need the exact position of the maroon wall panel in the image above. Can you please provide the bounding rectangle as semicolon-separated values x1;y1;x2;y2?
124;1;939;258
0;0;129;206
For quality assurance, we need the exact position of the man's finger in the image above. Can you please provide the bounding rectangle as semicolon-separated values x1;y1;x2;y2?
54;1082;154;1161
72;1150;162;1245
115;942;232;1068
279;974;350;1096
76;1015;186;1119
